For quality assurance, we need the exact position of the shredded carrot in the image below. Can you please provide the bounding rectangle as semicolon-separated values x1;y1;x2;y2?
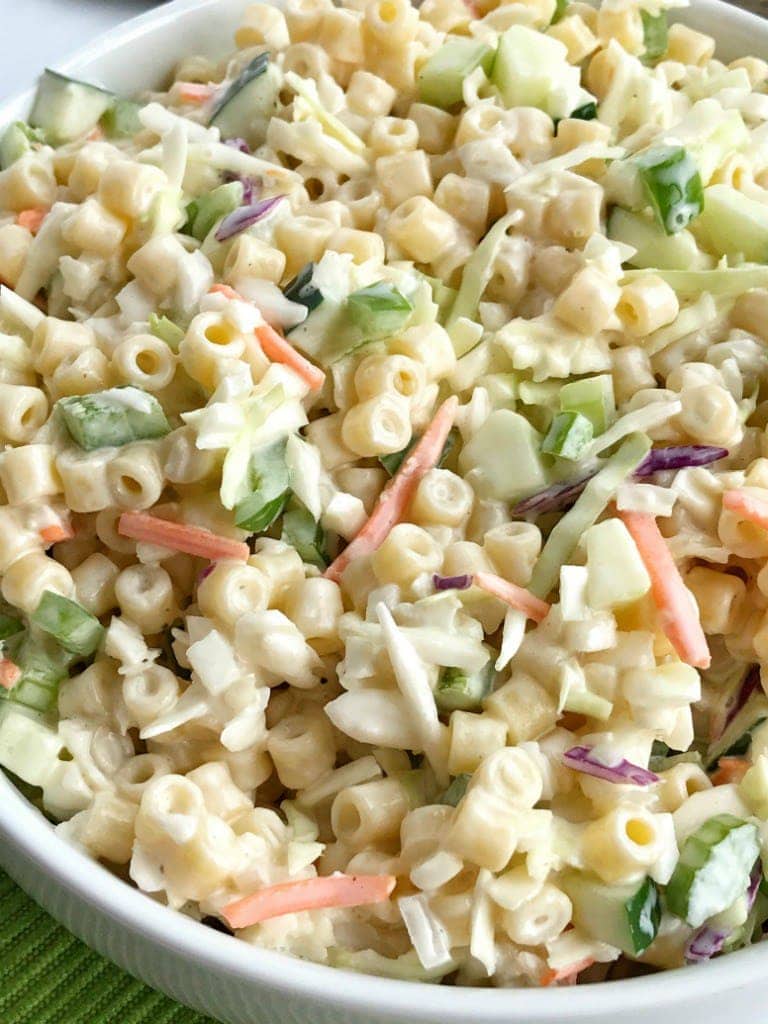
16;208;49;234
473;571;550;623
208;283;242;301
618;510;710;669
222;873;397;930
39;522;75;547
255;323;326;392
86;126;104;142
711;756;750;786
0;659;21;691
540;957;595;987
324;396;460;583
118;512;249;562
723;488;768;531
177;82;215;104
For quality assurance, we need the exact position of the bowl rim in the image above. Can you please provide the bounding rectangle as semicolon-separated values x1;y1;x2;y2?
3;0;768;1017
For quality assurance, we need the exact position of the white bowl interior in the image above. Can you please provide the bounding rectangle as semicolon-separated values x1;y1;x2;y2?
2;2;768;1022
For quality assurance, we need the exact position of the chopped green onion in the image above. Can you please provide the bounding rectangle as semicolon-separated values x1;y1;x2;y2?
559;375;615;435
635;145;704;235
435;660;495;713
0;614;23;644
234;438;291;532
379;427;458;477
552;0;569;23
4;635;71;713
345;282;414;343
641;10;668;62
438;773;471;806
281;503;328;569
57;387;170;450
284;262;324;314
32;591;104;656
148;313;184;351
100;99;142;139
417;39;496;110
541;410;594;460
183;181;244;241
569;101;598;121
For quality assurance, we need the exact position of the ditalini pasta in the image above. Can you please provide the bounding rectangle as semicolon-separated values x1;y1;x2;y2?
4;0;768;987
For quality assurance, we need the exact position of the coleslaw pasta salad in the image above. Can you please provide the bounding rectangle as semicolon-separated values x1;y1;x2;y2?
2;0;768;987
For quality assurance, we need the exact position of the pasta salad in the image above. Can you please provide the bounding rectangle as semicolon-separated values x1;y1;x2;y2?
2;0;768;988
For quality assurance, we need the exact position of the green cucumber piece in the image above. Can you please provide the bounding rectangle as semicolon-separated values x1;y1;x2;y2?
693;185;768;263
607;207;713;271
562;873;661;954
5;635;71;713
148;313;185;351
0;122;46;170
635;145;704;235
234;438;291;532
435;658;495;713
667;814;761;927
459;410;547;502
541;410;594;460
559;375;615;435
100;99;142;139
32;592;104;657
492;25;579;118
57;387;170;451
284;262;324;315
184;180;244;241
0;615;23;644
30;69;114;145
438;773;471;807
641;10;668;62
281;503;328;569
210;53;280;147
417;39;496;110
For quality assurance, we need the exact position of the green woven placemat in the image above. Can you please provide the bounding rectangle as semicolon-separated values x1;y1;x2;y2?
0;867;218;1024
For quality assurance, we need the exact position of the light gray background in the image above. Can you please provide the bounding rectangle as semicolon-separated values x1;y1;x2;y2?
0;0;158;99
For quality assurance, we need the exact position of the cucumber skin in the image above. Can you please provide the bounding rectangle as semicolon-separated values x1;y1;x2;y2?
666;814;760;927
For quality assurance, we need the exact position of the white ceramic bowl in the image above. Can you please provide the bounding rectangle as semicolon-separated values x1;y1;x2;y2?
2;1;768;1021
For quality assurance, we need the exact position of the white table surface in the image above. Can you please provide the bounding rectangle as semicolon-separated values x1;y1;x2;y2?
0;0;159;101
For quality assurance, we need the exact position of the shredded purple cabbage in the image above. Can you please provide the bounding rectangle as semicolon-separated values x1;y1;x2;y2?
224;137;251;153
223;171;261;206
562;745;659;786
747;860;763;913
685;926;728;962
635;445;728;477
197;563;216;586
215;195;285;242
512;445;729;518
433;573;473;591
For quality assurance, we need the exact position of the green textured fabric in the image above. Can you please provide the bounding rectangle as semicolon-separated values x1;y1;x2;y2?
0;868;218;1024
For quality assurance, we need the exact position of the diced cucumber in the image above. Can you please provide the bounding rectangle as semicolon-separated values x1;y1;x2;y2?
641;10;668;62
0;122;46;170
379;427;457;477
438;773;472;807
607;207;714;271
542;411;593;461
234;438;291;532
31;592;104;657
345;282;414;343
148;313;185;351
562;689;613;720
57;387;170;451
435;658;495;713
30;69;114;145
559;375;615;435
6;635;71;714
693;185;768;263
492;25;581;119
458;410;548;502
585;518;651;611
417;39;496;110
281;503;328;569
284;262;324;315
100;99;142;139
0;705;63;788
666;814;760;927
184;181;244;241
562;873;661;954
210;54;280;147
635;145;704;235
0;615;23;644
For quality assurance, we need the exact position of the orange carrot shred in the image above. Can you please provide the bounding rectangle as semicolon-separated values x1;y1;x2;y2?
618;510;710;669
710;756;750;787
177;82;215;104
540;957;595;987
473;571;550;623
324;396;459;583
16;208;49;234
723;488;768;531
118;512;249;562
222;873;397;930
0;659;21;691
255;323;326;392
39;522;75;547
209;283;241;302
